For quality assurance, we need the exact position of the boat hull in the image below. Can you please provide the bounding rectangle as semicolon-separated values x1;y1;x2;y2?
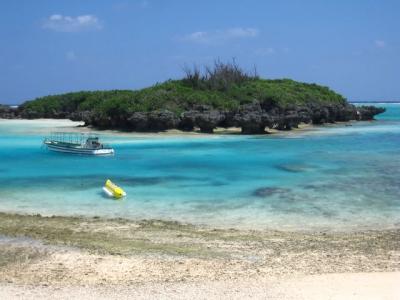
45;142;114;155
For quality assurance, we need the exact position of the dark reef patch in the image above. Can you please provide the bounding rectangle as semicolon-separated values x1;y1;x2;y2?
253;187;291;197
275;163;316;173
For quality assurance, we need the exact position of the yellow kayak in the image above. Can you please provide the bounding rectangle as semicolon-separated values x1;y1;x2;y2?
102;179;126;199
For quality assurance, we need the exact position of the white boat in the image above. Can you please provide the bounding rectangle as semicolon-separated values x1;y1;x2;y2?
43;132;114;155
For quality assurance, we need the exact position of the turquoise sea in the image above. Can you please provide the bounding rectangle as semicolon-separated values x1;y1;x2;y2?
0;103;399;231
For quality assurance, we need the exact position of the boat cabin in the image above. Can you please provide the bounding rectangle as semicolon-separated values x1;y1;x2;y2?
85;137;102;149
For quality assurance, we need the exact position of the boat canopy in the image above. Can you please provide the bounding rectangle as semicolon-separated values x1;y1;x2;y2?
47;132;99;144
47;132;100;145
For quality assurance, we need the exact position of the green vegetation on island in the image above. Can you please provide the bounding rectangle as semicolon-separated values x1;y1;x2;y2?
20;61;346;117
2;61;385;133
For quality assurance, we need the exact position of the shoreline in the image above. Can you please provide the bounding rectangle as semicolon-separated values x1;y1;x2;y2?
0;206;398;233
0;212;398;285
1;213;398;298
0;117;348;138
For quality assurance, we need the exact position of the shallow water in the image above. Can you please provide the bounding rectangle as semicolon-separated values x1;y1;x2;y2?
0;104;399;231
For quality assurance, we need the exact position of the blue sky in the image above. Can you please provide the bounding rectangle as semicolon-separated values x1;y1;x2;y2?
0;0;399;104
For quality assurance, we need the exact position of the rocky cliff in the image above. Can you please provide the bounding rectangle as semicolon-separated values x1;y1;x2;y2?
0;101;384;134
75;102;385;134
0;101;385;134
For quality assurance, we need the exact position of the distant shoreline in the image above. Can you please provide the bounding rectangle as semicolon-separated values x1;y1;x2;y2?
351;101;400;104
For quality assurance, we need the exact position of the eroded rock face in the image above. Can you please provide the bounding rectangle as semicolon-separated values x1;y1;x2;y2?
147;110;180;131
69;111;92;124
233;102;266;134
0;101;386;134
356;106;386;121
181;106;224;133
127;112;149;131
0;105;18;119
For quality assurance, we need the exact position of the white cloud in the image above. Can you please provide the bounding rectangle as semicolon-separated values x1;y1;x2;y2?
66;51;77;61
374;40;386;48
181;27;259;44
43;14;102;32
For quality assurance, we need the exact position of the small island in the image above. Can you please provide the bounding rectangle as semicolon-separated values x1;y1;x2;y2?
1;61;385;134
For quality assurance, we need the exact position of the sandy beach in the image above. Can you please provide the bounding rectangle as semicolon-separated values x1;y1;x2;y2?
1;272;399;299
0;118;317;138
0;213;399;299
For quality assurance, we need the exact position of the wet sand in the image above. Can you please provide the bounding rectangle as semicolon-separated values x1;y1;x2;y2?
0;213;399;299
